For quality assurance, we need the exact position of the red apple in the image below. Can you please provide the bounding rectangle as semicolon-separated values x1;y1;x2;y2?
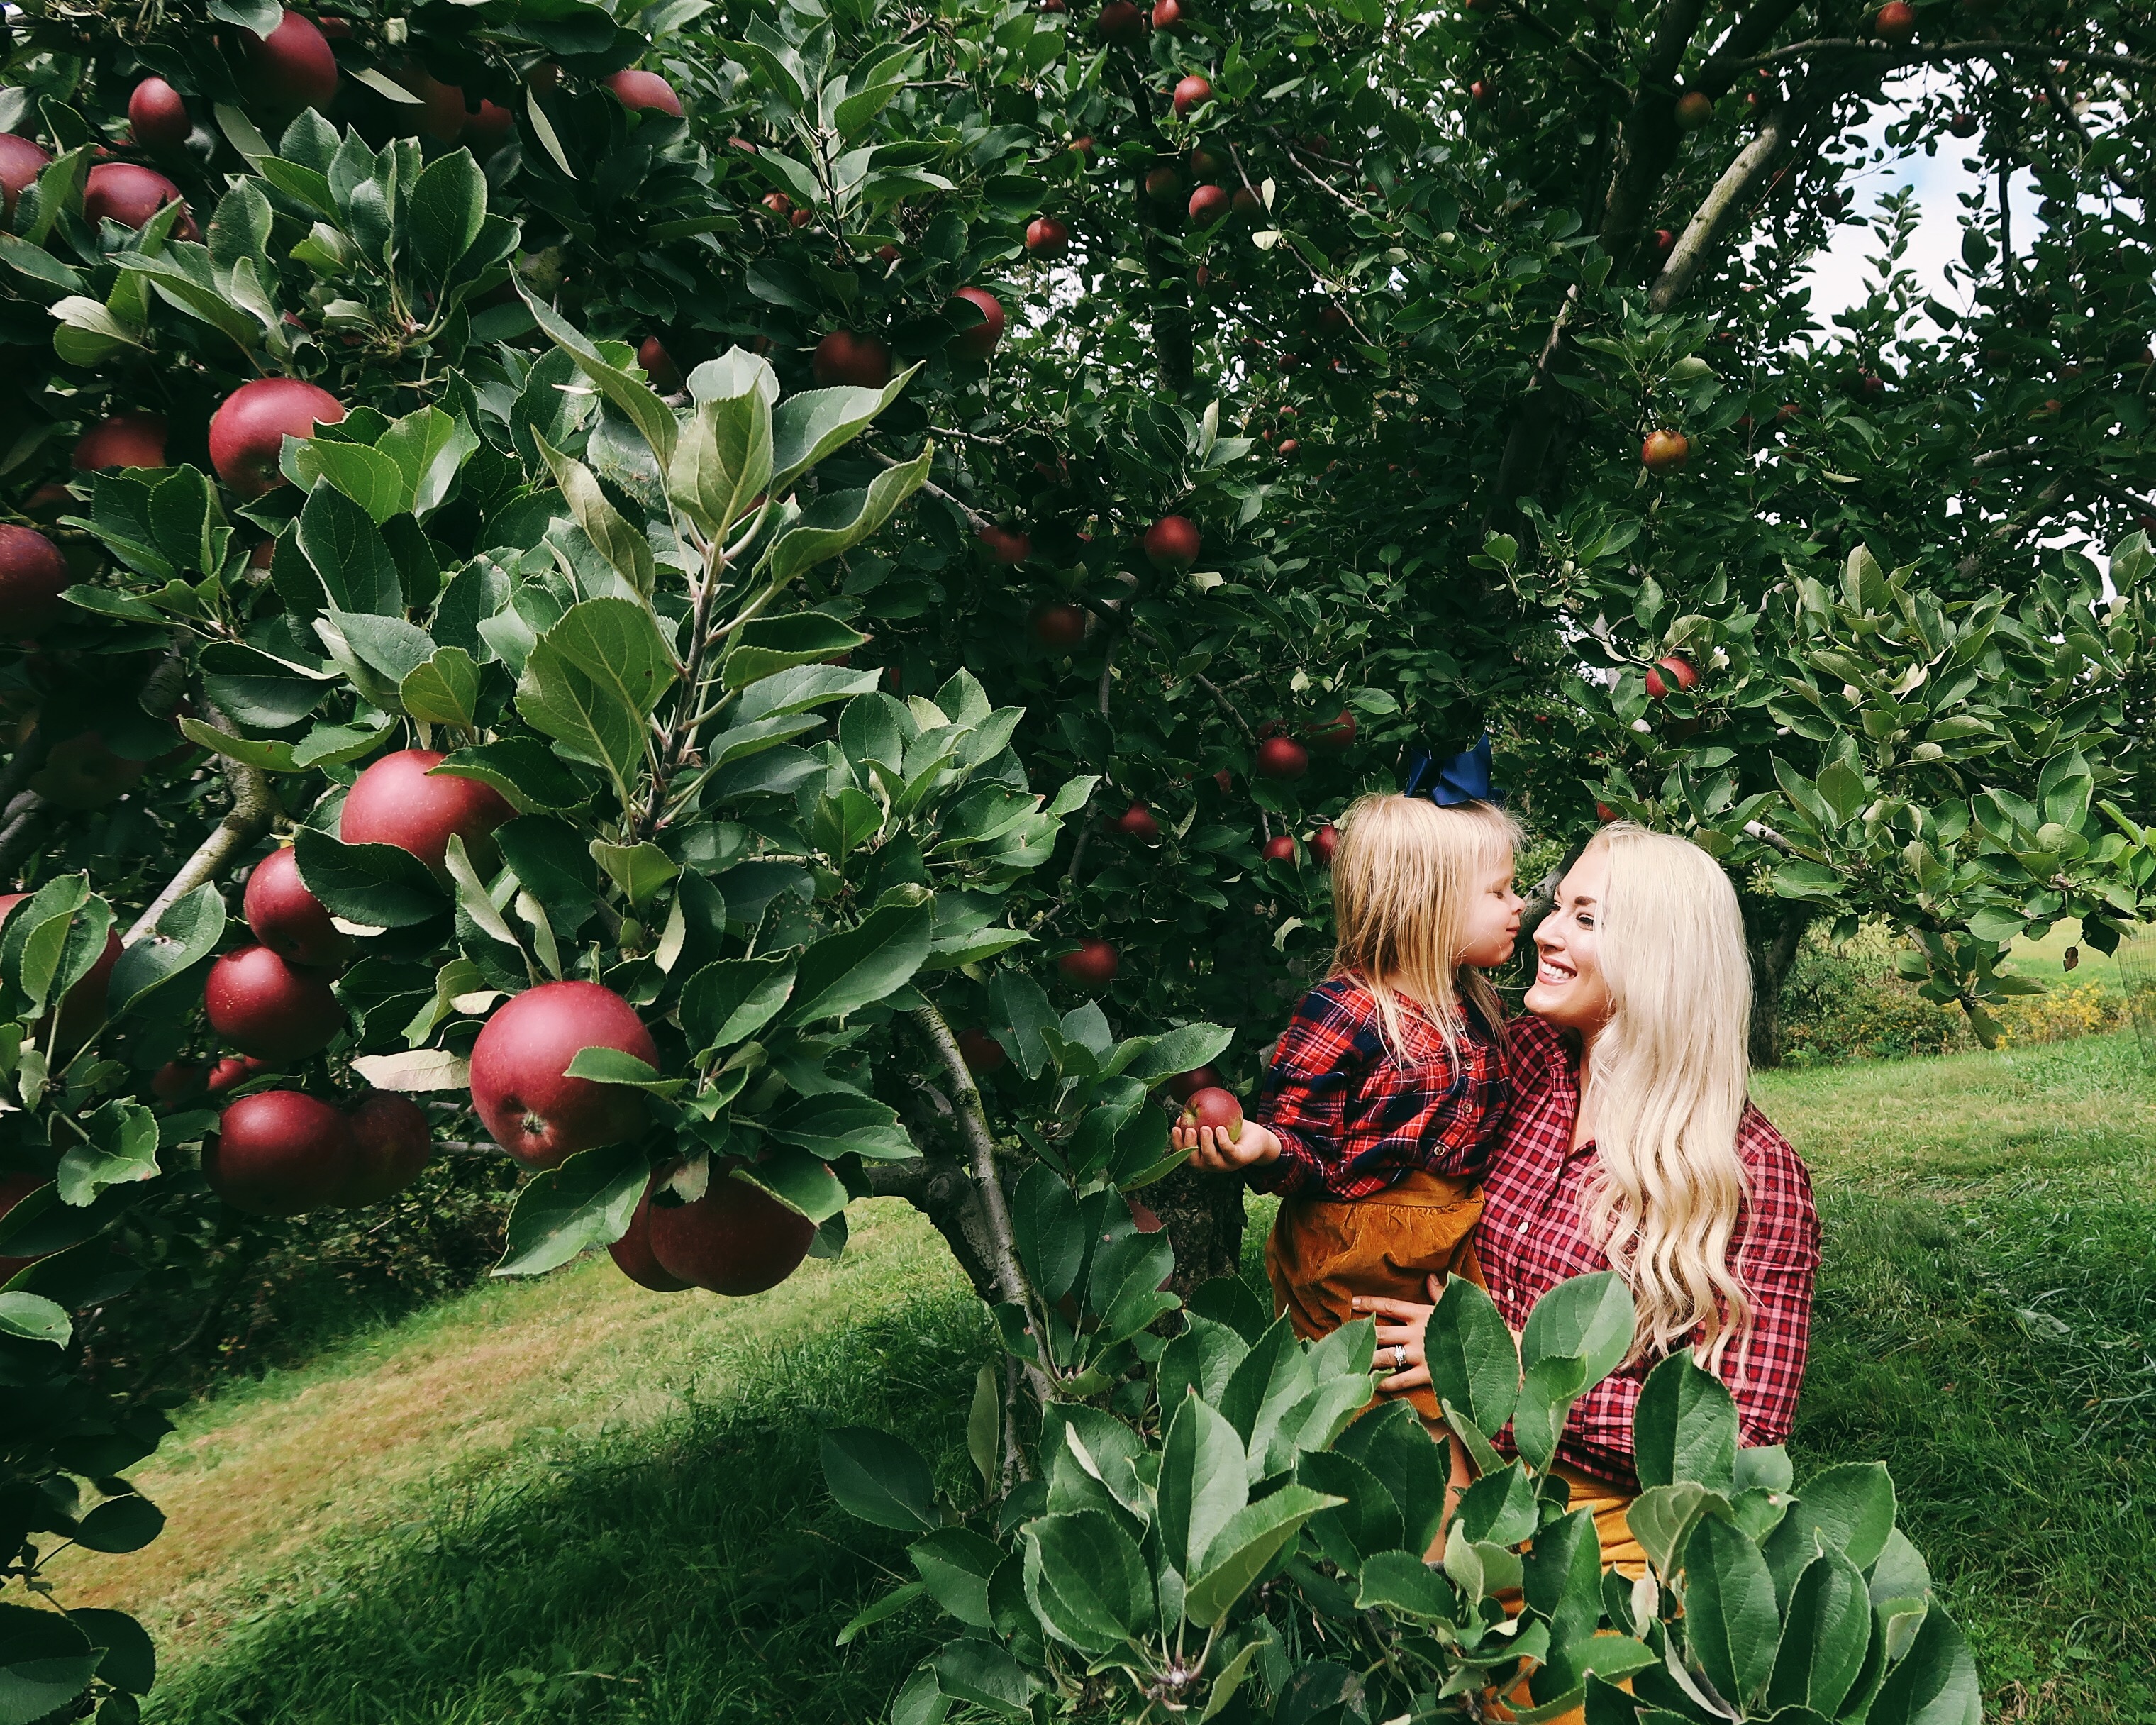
339;748;514;873
1152;0;1184;28
950;287;1005;360
242;10;340;114
638;335;684;393
957;1027;1006;1074
1189;184;1230;224
1231;186;1262;219
1143;514;1201;570
1644;655;1699;699
1059;939;1120;988
469;980;659;1169
244;843;349;970
209;377;346;497
1655;228;1677;254
1262;833;1296;862
0;133;51;218
1674;91;1713;130
128;79;191;150
1113;802;1160;841
401;69;467;143
1144;165;1182;203
647;1161;816;1296
205;945;345;1060
0;892;119;1043
204;1090;356;1216
1949;111;1977;138
1640;428;1690;471
1096;0;1145;42
1026;216;1071;258
338;1090;432;1204
1306;711;1356;753
811;330;894;389
978;523;1030;565
762;192;793;218
31;732;146;809
1256;736;1309;780
0;1172;51;1282
72;412;167;472
1166;1065;1221;1102
1596;802;1618;823
152;1060;203;1102
876;243;900;262
84;162;185;231
1873;1;1916;42
1470;79;1494;106
206;1054;269;1094
606;68;682;116
1312;822;1340;863
1277;438;1300;457
465;100;515;151
1178;1086;1243;1140
790;206;813;228
610;1175;693;1291
1031;602;1088;648
1172;75;1213;116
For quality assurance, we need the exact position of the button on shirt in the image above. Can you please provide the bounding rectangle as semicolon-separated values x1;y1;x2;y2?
1477;1016;1821;1486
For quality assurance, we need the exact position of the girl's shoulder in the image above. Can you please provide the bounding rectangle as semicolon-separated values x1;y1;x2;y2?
1501;1012;1573;1076
1291;975;1382;1031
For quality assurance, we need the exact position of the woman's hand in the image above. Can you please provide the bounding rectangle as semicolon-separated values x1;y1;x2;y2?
1172;1119;1283;1173
1353;1272;1447;1393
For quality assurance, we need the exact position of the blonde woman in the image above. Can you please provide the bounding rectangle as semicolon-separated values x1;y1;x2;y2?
1357;825;1821;1568
1177;792;1523;1420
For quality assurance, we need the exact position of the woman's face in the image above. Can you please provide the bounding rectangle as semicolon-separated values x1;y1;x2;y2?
1526;845;1615;1034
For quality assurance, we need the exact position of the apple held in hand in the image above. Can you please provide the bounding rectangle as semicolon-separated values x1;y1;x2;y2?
209;377;346;497
611;1175;692;1292
469;981;659;1169
1178;1086;1243;1141
338;1091;433;1205
205;946;345;1060
647;1162;816;1296
339;748;514;873
204;1089;357;1216
243;844;350;970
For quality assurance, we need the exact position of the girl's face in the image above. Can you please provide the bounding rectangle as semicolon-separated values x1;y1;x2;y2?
1456;858;1524;969
1526;845;1615;1033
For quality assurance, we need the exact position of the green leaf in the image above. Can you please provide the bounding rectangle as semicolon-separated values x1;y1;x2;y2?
298;479;401;614
1767;1549;1873;1717
835;1580;924;1646
108;883;225;1016
909;1528;1004;1629
0;1290;70;1346
769;371;918;492
560;1047;677;1093
1333;1397;1449;1555
589;839;678;910
1352;1547;1455;1616
516;598;677;814
435;738;590;813
490;1141;647;1277
1186;1485;1341;1626
723;611;869;690
762;1092;913;1160
735;662;882;721
1684;1515;1779;1710
533;432;656;597
400;647;482;729
1521;1270;1635;1390
1157;1394;1249;1578
1126;1022;1236;1085
667;385;774;541
1511;1351;1588;1472
1762;1463;1896;1600
55;1102;159;1206
377;406;479;519
1425;1273;1519;1438
409;149;487;279
680;955;796;1052
289;439;406;523
765;448;932;582
295;826;448;928
821;1426;939;1532
75;1494;165;1555
1626;1481;1726;1577
734;1149;849;1224
1023;1510;1150;1650
70;1607;154;1694
1633;1352;1739;1492
1865;1604;1980;1725
782;898;934;1024
521;288;679;465
930;1638;1033;1719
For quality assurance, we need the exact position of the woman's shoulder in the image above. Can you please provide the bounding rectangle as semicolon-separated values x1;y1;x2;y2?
1501;1012;1573;1075
1737;1100;1820;1247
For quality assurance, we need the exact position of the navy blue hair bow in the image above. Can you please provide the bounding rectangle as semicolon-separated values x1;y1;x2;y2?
1402;734;1505;807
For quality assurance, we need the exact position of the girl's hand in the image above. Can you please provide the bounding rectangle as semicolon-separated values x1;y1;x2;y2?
1172;1119;1282;1173
1354;1272;1449;1393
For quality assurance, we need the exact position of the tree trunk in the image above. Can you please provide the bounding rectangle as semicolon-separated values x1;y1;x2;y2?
1749;903;1813;1069
1140;1161;1246;1297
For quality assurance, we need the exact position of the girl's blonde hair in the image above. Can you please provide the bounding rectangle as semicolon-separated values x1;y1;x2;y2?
1573;823;1755;1371
1328;794;1523;1058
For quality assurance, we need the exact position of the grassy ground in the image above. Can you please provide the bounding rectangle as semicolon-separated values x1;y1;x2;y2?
54;1036;2156;1723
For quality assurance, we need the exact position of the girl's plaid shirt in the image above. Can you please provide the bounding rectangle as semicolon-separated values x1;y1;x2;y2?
1477;1014;1821;1485
1247;977;1507;1202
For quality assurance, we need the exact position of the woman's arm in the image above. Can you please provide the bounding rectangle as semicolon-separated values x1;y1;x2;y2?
1728;1148;1821;1449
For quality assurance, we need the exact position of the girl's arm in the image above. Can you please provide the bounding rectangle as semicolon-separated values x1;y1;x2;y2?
1244;985;1374;1197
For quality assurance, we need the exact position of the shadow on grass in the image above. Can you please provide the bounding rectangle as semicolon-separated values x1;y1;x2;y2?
1796;1185;2156;1723
146;1288;991;1725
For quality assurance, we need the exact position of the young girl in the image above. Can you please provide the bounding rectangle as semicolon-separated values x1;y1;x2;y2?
1175;792;1523;1422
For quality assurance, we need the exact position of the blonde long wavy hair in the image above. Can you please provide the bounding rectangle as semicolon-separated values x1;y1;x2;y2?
1328;794;1522;1060
1575;825;1755;1370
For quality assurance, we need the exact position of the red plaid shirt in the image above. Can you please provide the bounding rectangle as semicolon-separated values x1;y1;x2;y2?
1477;1016;1819;1486
1248;977;1506;1202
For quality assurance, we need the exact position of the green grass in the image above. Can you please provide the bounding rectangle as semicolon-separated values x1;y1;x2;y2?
66;1036;2156;1722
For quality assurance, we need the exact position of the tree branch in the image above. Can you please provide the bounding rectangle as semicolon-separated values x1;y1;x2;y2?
0;792;48;883
126;705;277;942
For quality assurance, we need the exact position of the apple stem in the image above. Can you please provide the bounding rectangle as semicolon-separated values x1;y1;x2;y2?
125;701;278;944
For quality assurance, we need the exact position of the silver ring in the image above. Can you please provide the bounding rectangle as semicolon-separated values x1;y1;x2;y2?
1391;1344;1407;1371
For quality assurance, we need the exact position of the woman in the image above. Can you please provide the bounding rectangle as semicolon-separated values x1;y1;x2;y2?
1356;824;1821;1569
